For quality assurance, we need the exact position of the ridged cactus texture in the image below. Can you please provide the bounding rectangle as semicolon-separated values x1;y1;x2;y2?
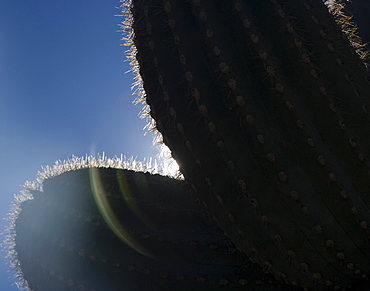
125;0;370;289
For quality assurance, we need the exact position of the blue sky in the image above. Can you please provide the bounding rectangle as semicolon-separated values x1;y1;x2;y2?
0;1;160;290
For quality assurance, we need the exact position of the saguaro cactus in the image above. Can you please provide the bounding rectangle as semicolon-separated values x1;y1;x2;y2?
125;0;370;289
6;0;370;290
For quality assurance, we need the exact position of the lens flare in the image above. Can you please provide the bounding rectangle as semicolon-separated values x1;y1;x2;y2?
89;166;153;258
115;170;156;229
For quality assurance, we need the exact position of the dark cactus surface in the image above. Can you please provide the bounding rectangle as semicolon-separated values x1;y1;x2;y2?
6;0;370;290
9;162;306;291
126;0;370;289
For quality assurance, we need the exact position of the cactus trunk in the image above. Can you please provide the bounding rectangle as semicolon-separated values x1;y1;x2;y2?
127;0;370;289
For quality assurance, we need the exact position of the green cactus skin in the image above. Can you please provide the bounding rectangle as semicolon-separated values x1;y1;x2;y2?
126;0;370;289
10;158;307;291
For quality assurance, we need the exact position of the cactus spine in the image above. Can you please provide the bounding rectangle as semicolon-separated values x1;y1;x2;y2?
126;0;370;289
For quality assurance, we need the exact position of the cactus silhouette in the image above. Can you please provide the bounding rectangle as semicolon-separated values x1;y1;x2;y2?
7;157;299;291
5;0;370;290
126;0;370;289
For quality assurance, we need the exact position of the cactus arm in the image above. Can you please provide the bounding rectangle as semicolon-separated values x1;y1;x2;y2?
12;161;305;291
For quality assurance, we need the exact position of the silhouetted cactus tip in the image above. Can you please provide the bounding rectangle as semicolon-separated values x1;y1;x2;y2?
3;155;168;290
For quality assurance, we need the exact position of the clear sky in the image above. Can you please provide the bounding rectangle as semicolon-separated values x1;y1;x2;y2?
0;1;161;290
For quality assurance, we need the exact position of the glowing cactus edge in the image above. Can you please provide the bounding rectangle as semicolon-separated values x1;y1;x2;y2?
5;0;370;290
